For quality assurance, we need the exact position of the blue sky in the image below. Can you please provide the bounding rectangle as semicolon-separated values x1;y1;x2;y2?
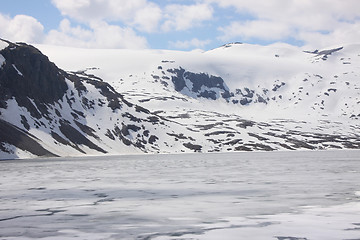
0;0;359;50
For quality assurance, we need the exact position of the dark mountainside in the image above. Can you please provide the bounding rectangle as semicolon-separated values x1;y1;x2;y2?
0;40;67;110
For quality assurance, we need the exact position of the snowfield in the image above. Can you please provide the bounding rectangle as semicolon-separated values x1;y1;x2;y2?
0;40;359;158
36;41;360;126
0;151;359;239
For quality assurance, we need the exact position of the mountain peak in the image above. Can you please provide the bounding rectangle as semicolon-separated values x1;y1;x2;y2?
0;41;68;108
218;42;243;49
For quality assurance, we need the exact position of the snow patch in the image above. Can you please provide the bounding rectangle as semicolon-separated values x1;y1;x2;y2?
0;54;5;67
12;64;23;76
0;142;36;159
0;40;8;51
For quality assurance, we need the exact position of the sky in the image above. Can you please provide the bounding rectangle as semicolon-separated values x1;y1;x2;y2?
0;0;359;51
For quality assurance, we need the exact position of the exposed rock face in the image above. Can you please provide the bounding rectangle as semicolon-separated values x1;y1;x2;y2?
152;66;268;105
168;67;231;100
0;40;68;115
304;47;344;60
0;119;58;157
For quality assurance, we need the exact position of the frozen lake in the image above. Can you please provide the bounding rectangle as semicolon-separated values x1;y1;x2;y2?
0;151;359;240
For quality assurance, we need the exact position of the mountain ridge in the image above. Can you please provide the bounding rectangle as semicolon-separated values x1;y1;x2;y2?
0;39;359;159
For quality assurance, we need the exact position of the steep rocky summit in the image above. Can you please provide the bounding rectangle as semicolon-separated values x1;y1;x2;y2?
0;40;68;112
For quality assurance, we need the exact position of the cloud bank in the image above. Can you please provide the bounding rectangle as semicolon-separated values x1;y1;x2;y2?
0;0;359;49
210;0;360;47
0;14;44;43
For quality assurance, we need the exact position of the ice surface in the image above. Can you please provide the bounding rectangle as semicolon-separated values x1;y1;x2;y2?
0;150;359;239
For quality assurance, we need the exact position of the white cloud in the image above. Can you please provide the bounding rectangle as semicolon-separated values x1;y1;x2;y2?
2;0;358;50
132;4;162;32
169;38;211;49
51;0;162;33
51;0;215;34
0;14;44;43
206;0;360;48
162;4;213;31
299;22;360;49
0;13;148;49
218;20;291;42
45;19;148;49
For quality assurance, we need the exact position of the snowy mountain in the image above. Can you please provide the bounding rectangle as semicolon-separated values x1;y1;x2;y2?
0;39;359;159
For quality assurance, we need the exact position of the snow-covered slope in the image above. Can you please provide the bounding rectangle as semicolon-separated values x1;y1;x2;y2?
0;39;359;159
37;42;360;120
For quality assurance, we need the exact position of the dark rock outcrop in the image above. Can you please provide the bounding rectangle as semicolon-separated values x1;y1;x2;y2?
0;40;68;115
304;46;343;60
59;120;107;153
168;67;231;100
0;119;57;158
